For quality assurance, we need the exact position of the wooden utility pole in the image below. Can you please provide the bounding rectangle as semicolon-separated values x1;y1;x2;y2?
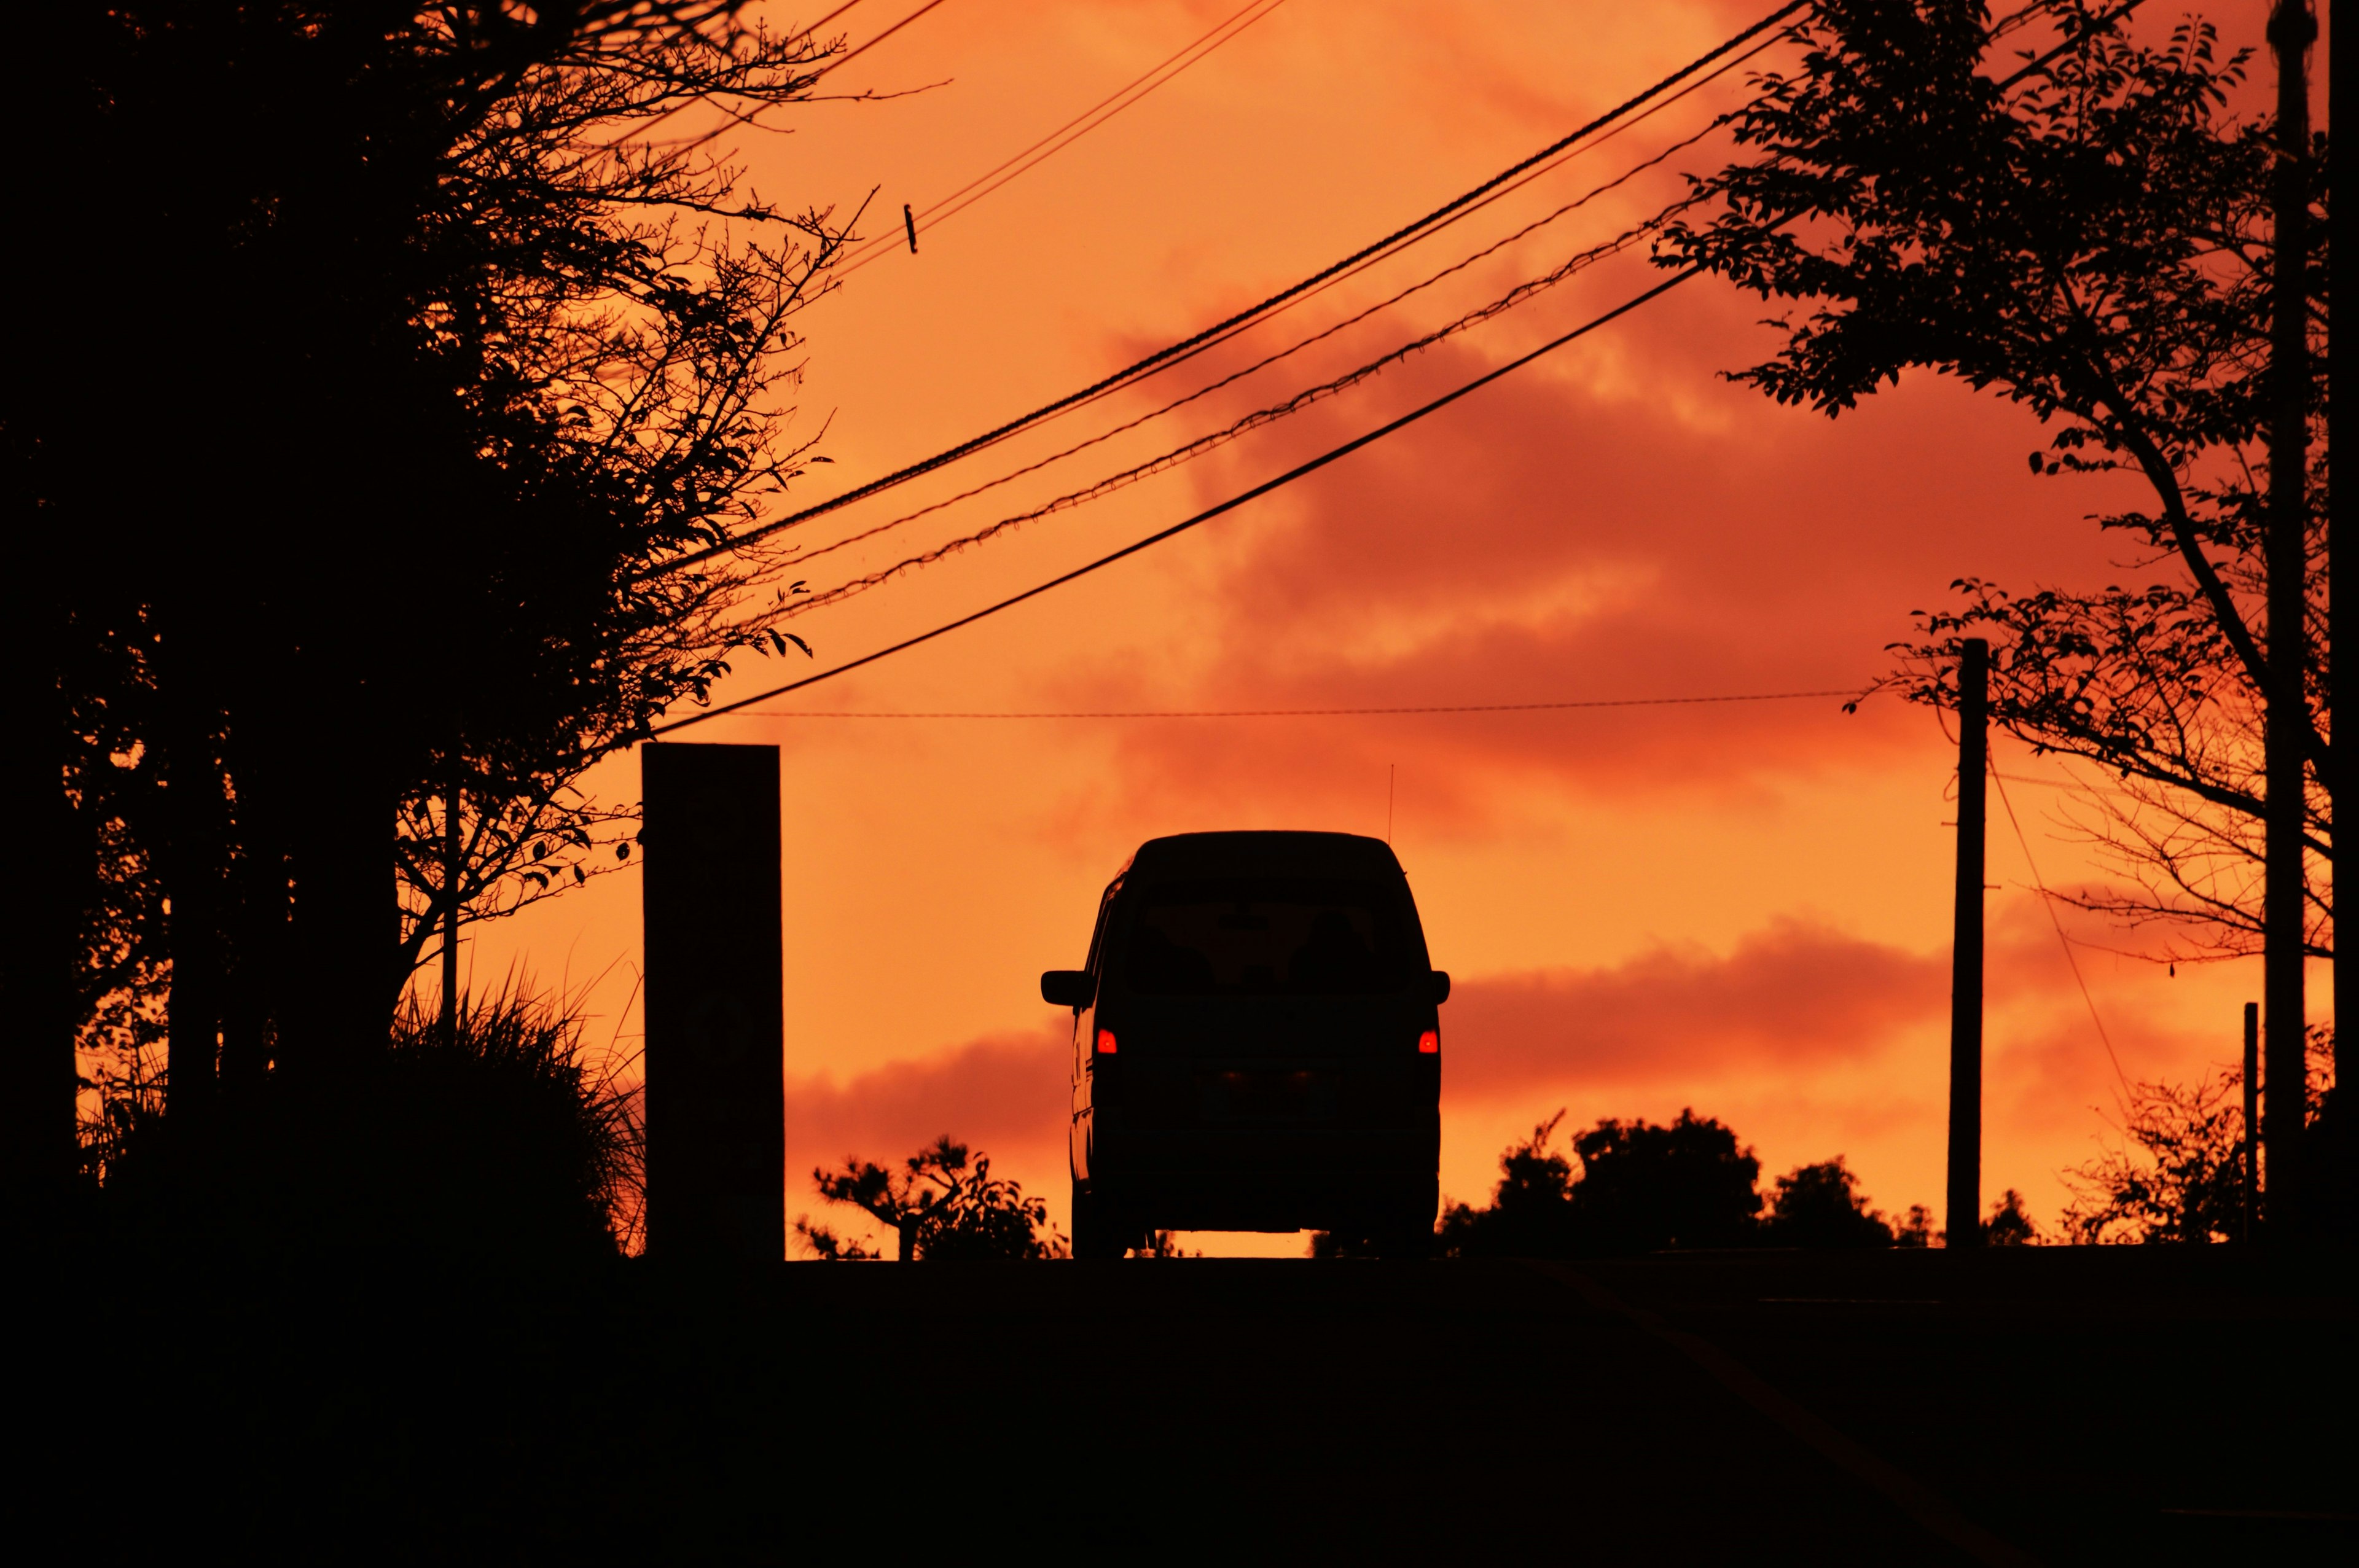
2244;1000;2261;1242
440;754;462;1042
1947;638;1989;1249
2263;0;2315;1233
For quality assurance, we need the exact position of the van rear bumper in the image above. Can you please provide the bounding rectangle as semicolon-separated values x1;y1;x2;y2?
1090;1126;1438;1232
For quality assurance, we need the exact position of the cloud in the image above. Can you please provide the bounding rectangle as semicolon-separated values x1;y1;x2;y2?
783;1020;1071;1172
1441;918;1949;1102
1027;271;2159;825
784;919;1952;1159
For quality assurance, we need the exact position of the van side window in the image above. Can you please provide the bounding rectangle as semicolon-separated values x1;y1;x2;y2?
1082;878;1122;978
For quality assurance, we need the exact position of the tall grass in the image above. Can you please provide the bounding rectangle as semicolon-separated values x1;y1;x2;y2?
384;986;646;1259
84;984;644;1263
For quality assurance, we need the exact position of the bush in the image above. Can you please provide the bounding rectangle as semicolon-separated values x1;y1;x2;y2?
797;1137;1065;1260
1760;1158;1896;1249
88;988;640;1264
1439;1109;1765;1258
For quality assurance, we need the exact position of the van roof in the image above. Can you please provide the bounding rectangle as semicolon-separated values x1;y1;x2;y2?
1124;830;1404;881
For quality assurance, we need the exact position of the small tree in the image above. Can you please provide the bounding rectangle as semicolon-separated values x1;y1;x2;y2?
1656;0;2330;967
1984;1189;2041;1246
1439;1108;1765;1257
799;1138;1066;1262
1436;1112;1582;1258
2061;1071;2248;1243
1761;1157;1899;1247
1568;1109;1766;1254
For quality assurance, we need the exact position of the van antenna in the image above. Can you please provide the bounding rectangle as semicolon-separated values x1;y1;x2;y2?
1387;763;1396;846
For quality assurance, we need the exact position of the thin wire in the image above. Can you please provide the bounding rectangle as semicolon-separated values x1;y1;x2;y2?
645;0;1813;579
650;264;1698;733
781;193;1682;583
815;0;955;79
728;689;1864;719
850;27;1778;552
665;0;956;158
830;0;1288;279
802;20;1777;526
801;0;873;34
599;0;875;150
1990;758;2135;1094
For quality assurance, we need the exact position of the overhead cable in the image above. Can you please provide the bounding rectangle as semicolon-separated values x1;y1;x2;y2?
651;264;1699;733
1990;762;2135;1094
762;187;1709;617
815;0;955;80
643;0;1812;580
729;689;1866;719
779;115;1737;580
829;0;1290;279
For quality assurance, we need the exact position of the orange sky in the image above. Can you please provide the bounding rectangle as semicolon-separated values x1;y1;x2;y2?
453;0;2330;1254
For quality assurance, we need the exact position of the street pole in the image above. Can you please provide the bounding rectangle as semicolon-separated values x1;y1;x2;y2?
2263;0;2315;1234
1947;638;1989;1249
440;754;461;1042
2244;1000;2261;1242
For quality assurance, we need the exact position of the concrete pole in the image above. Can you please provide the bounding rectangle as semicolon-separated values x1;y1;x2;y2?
2244;1000;2261;1242
440;755;461;1042
1947;639;1989;1249
2263;0;2315;1234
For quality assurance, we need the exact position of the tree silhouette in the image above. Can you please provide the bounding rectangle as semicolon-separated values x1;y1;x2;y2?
1569;1110;1767;1254
1436;1111;1582;1258
1439;1109;1767;1257
2062;1068;2253;1243
1761;1156;1899;1248
799;1139;1066;1261
6;5;861;1211
1657;1;2330;967
1984;1188;2041;1246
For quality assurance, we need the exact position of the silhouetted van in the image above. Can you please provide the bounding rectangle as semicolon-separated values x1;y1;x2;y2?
1041;831;1448;1258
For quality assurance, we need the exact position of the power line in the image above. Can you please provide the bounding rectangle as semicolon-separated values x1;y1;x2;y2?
661;0;955;158
815;0;957;80
651;263;1698;733
829;0;1290;279
1990;759;2135;1094
800;1;874;43
767;206;1679;618
726;689;1865;720
644;0;1811;579
780;114;1737;580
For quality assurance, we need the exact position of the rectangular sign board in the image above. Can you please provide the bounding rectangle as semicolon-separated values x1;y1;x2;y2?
642;741;784;1262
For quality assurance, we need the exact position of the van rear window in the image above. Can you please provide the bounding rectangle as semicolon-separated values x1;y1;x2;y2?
1121;880;1418;996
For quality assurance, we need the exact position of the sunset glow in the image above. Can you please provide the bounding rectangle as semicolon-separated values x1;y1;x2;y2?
451;0;2329;1255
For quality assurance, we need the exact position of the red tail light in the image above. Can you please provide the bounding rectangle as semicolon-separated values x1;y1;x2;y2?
1097;1028;1117;1055
1417;1029;1439;1054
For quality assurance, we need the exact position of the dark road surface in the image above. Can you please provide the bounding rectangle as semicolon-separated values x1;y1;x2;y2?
41;1248;2357;1560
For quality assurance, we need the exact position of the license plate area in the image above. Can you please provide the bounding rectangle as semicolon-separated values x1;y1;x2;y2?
1197;1068;1339;1125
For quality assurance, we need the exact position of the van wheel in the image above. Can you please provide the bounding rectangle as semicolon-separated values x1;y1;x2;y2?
1071;1184;1124;1260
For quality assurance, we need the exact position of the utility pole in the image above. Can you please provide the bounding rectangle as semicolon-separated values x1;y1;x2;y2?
2263;0;2315;1234
2244;1000;2261;1242
1947;638;1989;1249
440;751;462;1042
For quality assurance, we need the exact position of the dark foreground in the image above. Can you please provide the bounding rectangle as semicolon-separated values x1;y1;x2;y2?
33;1247;2357;1561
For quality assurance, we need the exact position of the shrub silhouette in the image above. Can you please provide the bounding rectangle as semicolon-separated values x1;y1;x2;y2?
1761;1158;1897;1249
1436;1112;1582;1258
1439;1108;1764;1257
798;1138;1065;1260
93;988;637;1263
1984;1189;2040;1247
